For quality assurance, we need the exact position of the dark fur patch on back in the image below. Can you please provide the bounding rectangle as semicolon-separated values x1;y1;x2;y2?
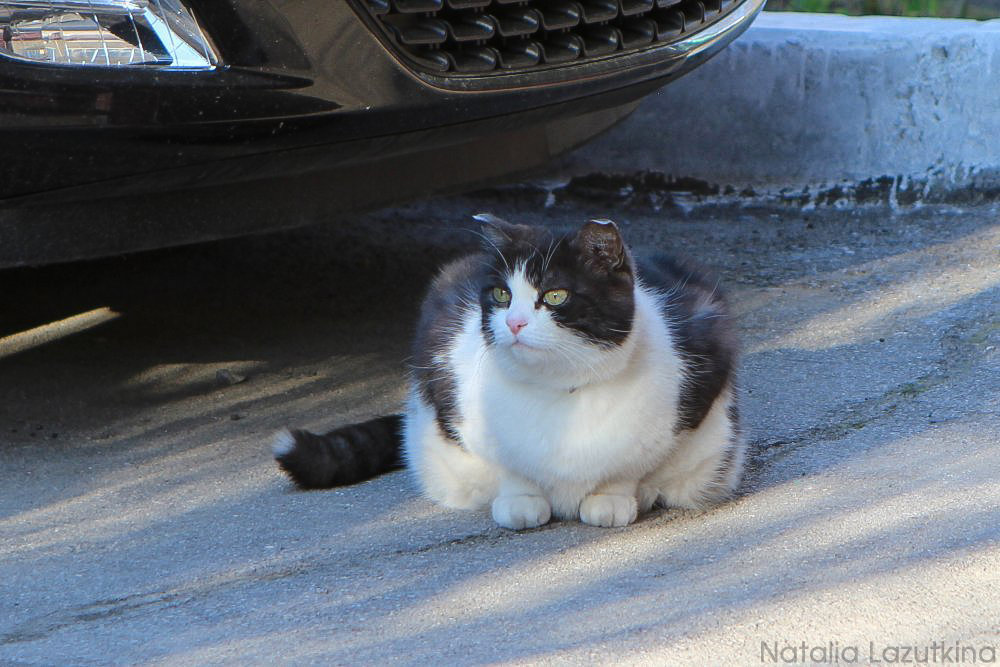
411;255;486;442
638;254;738;432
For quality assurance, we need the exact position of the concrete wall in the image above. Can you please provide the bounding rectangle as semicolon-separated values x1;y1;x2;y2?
560;12;1000;207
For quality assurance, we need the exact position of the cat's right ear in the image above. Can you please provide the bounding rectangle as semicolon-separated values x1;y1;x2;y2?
473;212;516;248
577;218;629;272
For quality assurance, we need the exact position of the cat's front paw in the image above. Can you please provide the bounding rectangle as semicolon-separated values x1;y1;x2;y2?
492;495;551;530
579;494;638;528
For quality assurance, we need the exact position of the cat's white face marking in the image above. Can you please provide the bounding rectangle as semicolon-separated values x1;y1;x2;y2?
489;263;560;358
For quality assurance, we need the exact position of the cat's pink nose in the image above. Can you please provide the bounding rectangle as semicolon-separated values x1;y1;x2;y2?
506;315;528;335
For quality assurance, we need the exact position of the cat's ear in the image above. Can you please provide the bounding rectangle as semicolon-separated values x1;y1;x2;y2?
577;219;628;272
473;212;516;248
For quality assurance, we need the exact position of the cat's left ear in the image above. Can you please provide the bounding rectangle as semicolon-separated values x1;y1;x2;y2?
473;212;516;248
577;219;629;272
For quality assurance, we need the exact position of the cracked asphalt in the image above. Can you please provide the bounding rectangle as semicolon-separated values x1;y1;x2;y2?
2;193;998;665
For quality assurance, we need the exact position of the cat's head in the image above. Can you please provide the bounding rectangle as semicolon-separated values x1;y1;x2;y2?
474;213;636;386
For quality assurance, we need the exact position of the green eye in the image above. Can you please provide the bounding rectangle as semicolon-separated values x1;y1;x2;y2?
492;287;511;304
543;289;569;306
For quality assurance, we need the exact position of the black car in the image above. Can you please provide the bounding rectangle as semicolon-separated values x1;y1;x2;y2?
0;0;764;267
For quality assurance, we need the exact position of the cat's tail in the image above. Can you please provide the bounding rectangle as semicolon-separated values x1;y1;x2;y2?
272;415;404;489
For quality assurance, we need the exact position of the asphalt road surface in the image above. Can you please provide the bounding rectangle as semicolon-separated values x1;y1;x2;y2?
2;192;998;665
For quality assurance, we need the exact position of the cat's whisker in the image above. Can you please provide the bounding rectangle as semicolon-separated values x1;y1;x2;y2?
468;229;511;274
547;339;604;381
541;236;564;275
526;240;545;266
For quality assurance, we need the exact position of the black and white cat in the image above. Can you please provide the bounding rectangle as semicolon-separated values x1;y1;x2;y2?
274;215;744;530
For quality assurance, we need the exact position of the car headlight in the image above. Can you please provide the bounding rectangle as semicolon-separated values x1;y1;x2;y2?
0;0;218;69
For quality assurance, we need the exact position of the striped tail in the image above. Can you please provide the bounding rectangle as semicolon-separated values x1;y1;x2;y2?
272;415;404;489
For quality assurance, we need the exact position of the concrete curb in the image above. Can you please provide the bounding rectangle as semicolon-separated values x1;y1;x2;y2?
554;12;1000;209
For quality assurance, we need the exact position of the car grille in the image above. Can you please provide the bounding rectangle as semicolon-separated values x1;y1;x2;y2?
355;0;741;75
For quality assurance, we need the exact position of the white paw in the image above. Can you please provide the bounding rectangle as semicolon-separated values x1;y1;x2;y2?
492;495;551;530
579;494;638;528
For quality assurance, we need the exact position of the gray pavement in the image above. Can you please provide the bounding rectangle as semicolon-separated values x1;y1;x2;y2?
1;195;998;665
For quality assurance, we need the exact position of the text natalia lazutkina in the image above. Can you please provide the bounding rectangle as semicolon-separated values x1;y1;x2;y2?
761;641;997;664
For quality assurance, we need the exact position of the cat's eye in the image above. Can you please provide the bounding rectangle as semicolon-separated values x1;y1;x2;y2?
492;287;511;304
542;289;569;306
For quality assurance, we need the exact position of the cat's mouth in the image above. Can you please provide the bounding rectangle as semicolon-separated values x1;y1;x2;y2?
510;338;540;351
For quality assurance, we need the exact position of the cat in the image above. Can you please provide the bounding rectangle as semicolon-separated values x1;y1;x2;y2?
273;214;744;529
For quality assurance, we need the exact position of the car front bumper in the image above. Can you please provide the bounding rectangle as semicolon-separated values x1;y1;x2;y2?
0;0;765;266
